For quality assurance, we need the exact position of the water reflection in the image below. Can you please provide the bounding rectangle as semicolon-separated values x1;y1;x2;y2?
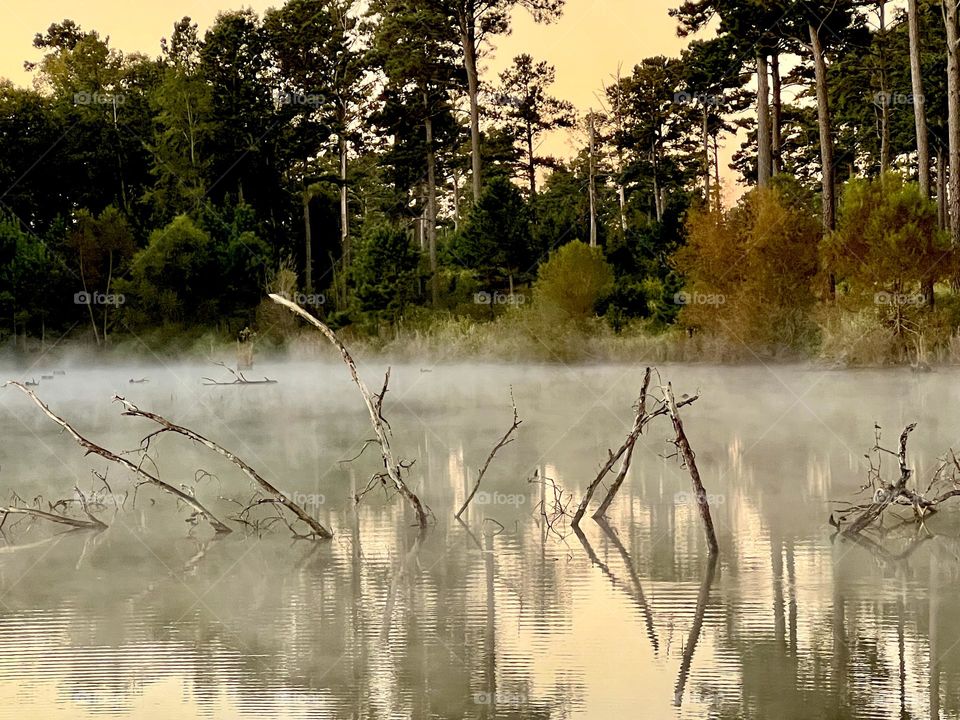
3;362;960;717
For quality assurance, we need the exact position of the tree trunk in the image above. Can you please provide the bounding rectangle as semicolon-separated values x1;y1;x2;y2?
452;171;461;231
702;108;711;208
771;51;783;175
461;15;482;203
756;54;772;187
809;23;836;233
526;122;536;197
879;2;892;174
339;131;350;271
910;0;931;196
652;140;663;223
78;256;101;347
424;94;438;306
588;115;597;247
946;0;960;241
102;249;113;344
938;146;947;229
713;134;721;201
303;187;313;293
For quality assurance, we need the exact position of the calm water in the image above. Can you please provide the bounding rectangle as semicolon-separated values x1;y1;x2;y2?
1;359;959;719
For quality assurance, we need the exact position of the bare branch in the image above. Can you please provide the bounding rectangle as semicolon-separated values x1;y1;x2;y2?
115;396;332;540
269;293;428;528
455;390;522;520
4;381;232;535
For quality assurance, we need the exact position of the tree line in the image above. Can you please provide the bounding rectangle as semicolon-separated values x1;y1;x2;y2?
0;0;957;360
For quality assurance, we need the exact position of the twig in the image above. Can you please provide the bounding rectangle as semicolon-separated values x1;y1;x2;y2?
455;391;522;519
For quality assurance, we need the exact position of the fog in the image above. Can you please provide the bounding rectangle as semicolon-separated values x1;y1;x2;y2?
0;358;958;718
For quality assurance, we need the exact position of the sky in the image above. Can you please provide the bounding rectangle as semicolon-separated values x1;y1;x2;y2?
0;0;737;193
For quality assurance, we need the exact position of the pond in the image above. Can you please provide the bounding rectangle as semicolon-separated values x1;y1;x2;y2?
0;360;957;719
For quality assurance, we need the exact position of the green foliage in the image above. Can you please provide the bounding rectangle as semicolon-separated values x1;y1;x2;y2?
534;240;614;320
825;173;949;298
352;224;421;320
125;215;218;324
448;177;534;287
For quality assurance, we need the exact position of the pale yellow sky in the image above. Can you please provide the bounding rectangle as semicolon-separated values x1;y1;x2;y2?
1;0;689;89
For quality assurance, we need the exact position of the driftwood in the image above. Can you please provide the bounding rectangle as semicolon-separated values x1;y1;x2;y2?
832;423;960;537
664;382;719;556
202;362;276;386
593;368;651;519
4;381;232;535
572;368;700;527
0;505;106;532
115;396;333;539
455;393;522;519
269;293;428;528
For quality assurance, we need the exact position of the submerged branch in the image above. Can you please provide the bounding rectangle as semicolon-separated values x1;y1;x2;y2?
4;381;232;535
455;392;522;520
269;293;428;528
664;382;719;556
115;396;333;540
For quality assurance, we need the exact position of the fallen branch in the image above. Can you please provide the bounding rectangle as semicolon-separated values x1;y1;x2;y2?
4;381;232;535
269;293;428;528
0;505;106;531
455;392;522;520
593;368;652;519
664;382;719;556
832;423;960;537
572;368;699;527
115;396;333;539
202;362;276;386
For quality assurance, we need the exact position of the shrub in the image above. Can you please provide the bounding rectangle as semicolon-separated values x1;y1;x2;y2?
534;240;614;321
672;185;820;355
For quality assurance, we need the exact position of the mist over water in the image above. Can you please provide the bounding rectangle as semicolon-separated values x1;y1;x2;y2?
0;359;958;719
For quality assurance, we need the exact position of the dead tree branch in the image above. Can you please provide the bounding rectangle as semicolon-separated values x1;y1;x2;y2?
455;392;522;520
269;293;428;528
832;423;960;537
664;382;719;556
0;505;106;532
4;381;232;535
202;361;277;385
572;368;699;527
114;396;333;539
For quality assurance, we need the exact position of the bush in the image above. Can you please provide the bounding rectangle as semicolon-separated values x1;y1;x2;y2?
823;172;950;338
533;240;614;321
352;223;421;322
672;185;820;355
124;215;218;325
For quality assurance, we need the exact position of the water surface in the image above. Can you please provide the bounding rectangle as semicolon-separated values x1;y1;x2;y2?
0;360;957;719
